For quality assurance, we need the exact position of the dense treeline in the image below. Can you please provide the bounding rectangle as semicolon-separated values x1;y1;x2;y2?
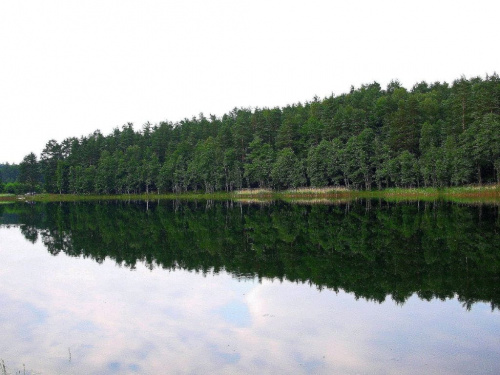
19;74;500;194
0;163;20;193
2;201;499;309
0;163;19;183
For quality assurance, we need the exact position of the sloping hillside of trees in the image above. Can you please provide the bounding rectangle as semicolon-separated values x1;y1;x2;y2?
18;74;500;194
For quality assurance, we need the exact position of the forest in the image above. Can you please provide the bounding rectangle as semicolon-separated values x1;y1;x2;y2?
13;74;500;194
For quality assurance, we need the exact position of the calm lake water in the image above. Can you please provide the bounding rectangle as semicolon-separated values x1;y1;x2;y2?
0;200;499;374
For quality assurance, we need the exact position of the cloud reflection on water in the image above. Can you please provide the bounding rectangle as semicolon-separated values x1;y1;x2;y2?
0;227;499;374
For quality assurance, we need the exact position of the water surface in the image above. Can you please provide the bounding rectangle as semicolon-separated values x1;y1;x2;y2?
0;201;499;374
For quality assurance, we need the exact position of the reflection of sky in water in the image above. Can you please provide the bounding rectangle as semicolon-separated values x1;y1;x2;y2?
0;227;499;374
216;300;252;327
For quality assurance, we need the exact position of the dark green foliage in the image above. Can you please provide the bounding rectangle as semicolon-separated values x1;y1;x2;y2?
188;137;222;193
3;201;499;309
0;163;20;183
307;140;333;187
3;182;28;194
18;74;500;194
40;139;63;193
271;148;306;189
461;113;500;184
244;136;274;188
19;152;40;193
344;128;376;189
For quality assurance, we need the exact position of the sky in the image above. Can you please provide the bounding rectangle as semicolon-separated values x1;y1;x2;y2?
1;0;499;164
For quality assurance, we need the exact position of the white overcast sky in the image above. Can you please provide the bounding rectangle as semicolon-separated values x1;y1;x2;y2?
1;0;499;164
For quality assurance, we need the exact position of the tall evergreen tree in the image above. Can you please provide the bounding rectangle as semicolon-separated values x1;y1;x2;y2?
244;136;274;188
271;148;305;190
19;152;40;193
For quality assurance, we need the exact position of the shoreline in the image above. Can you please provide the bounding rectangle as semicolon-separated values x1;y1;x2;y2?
1;185;499;204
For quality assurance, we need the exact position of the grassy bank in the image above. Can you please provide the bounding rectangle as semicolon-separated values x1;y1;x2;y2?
236;185;500;203
3;192;231;203
0;194;16;204
2;184;499;204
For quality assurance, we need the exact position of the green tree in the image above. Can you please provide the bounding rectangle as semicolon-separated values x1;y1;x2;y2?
157;161;173;193
388;93;421;154
0;163;20;183
271;148;305;190
344;129;375;189
95;151;117;194
160;149;191;193
398;151;419;187
276;109;301;152
19;152;40;193
419;122;441;152
448;76;472;134
329;139;346;187
373;137;391;189
142;148;161;194
462;113;500;184
300;116;324;149
188;137;222;193
123;145;142;193
231;108;253;163
56;160;70;194
307;140;332;187
40;140;62;193
443;135;472;186
222;149;242;192
419;146;439;187
244;136;274;188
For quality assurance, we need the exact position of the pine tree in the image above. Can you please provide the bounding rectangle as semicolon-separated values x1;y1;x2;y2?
19;152;40;193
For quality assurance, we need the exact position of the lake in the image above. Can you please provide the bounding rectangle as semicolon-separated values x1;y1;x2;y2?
0;200;499;374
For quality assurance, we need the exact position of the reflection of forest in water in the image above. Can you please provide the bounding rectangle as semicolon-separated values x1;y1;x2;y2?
1;200;499;310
